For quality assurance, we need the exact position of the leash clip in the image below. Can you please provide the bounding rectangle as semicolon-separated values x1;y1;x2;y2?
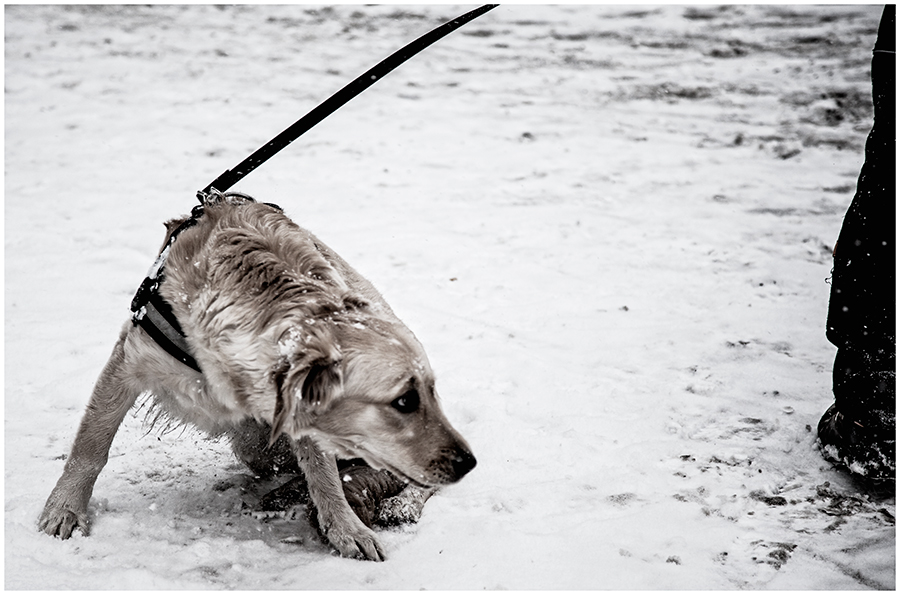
197;188;258;207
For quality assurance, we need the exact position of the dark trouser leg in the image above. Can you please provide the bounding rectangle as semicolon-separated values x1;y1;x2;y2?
820;5;895;479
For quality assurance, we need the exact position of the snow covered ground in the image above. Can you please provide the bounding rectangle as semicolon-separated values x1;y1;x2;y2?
5;4;894;589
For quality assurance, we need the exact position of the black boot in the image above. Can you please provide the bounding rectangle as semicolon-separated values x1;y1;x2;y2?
818;403;895;481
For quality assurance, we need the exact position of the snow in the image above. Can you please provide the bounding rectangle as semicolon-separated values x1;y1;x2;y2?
5;4;894;590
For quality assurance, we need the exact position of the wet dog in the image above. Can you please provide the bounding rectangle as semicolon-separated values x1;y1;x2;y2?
38;194;476;561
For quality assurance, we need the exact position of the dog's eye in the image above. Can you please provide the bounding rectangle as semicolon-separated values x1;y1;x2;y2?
391;390;420;414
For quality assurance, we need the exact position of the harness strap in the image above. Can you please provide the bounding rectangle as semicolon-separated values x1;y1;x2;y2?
130;204;205;372
137;299;201;372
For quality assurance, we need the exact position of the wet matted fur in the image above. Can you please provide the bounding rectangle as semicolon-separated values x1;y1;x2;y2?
38;199;476;561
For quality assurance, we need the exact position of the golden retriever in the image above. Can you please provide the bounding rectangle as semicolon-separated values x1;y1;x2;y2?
38;193;476;561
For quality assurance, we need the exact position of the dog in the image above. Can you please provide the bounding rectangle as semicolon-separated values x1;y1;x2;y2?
38;193;476;561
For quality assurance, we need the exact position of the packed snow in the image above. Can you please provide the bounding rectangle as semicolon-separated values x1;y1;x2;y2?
5;4;894;589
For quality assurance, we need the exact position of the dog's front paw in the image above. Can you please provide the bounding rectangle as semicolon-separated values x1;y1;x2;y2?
38;504;89;539
320;514;385;561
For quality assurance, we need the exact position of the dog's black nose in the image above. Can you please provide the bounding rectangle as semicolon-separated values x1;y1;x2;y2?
452;448;477;478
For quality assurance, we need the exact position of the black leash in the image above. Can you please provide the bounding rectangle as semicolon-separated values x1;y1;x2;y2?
198;4;498;200
135;7;498;372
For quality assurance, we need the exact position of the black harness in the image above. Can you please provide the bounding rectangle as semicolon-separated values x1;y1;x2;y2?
129;192;282;373
130;203;205;372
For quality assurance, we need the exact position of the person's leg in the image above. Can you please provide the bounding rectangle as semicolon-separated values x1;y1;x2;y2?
819;5;895;480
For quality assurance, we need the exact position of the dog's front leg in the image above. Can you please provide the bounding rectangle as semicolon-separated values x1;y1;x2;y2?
293;436;386;561
38;329;139;539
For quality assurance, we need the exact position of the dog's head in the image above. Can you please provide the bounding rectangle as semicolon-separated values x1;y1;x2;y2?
270;311;476;487
162;202;475;486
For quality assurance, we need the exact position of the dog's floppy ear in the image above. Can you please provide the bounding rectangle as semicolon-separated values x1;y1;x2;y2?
301;359;343;409
271;359;296;446
269;352;343;445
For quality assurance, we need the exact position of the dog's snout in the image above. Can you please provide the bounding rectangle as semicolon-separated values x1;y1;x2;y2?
451;448;477;479
425;444;477;485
